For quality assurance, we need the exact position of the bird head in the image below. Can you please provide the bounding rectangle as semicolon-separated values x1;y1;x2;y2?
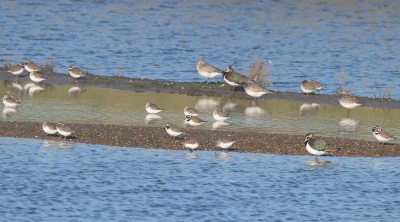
372;126;381;134
304;133;313;145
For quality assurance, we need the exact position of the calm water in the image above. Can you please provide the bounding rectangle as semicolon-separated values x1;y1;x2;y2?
1;0;400;98
1;137;399;221
1;81;400;142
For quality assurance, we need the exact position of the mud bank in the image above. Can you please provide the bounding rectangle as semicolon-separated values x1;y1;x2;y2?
1;121;399;157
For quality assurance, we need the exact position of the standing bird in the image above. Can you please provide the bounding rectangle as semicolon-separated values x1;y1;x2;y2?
339;91;361;117
68;65;87;80
56;123;74;139
301;80;325;95
42;122;58;136
372;126;396;145
29;71;46;83
183;139;199;152
2;92;21;108
310;80;325;91
216;139;236;150
338;91;361;109
184;106;199;116
243;82;271;100
212;109;230;121
165;123;185;139
223;66;251;91
304;134;340;159
7;62;25;79
185;115;206;127
24;60;41;73
145;102;163;114
196;59;224;83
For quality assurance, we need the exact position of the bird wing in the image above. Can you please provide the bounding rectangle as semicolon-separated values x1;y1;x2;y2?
312;139;329;151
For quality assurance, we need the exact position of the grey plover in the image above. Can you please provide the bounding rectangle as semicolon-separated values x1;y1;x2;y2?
196;59;224;83
304;134;340;159
183;139;199;152
165;123;184;139
372;126;396;145
216;139;236;150
184;106;199;116
338;91;361;109
145;102;163;114
56;123;74;139
42;122;58;136
310;80;325;91
301;80;325;95
243;82;271;98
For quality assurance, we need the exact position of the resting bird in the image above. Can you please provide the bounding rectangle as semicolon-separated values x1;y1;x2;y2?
196;59;224;83
304;134;340;159
301;80;325;95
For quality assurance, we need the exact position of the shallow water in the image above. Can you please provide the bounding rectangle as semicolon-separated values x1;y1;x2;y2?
1;81;399;142
1;0;400;98
0;137;399;221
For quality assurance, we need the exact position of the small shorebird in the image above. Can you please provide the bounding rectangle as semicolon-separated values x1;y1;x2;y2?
165;123;184;139
338;91;361;109
42;122;58;136
24;60;41;73
223;65;251;91
69;65;87;80
183;139;199;152
2;92;21;108
185;115;206;127
243;82;271;99
196;59;224;83
212;109;230;121
372;126;396;145
7;62;25;78
310;80;325;91
29;71;46;83
304;134;340;159
145;102;163;114
184;106;199;116
56;123;74;139
301;80;325;95
216;139;236;150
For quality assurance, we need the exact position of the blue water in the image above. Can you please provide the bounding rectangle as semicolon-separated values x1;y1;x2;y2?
1;0;400;98
1;137;399;221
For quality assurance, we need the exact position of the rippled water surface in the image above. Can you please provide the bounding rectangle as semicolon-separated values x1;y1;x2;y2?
0;137;399;221
1;0;400;98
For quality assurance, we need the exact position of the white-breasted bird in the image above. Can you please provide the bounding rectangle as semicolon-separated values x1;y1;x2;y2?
165;123;184;139
304;134;340;159
196;59;224;83
145;102;163;114
372;126;396;145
